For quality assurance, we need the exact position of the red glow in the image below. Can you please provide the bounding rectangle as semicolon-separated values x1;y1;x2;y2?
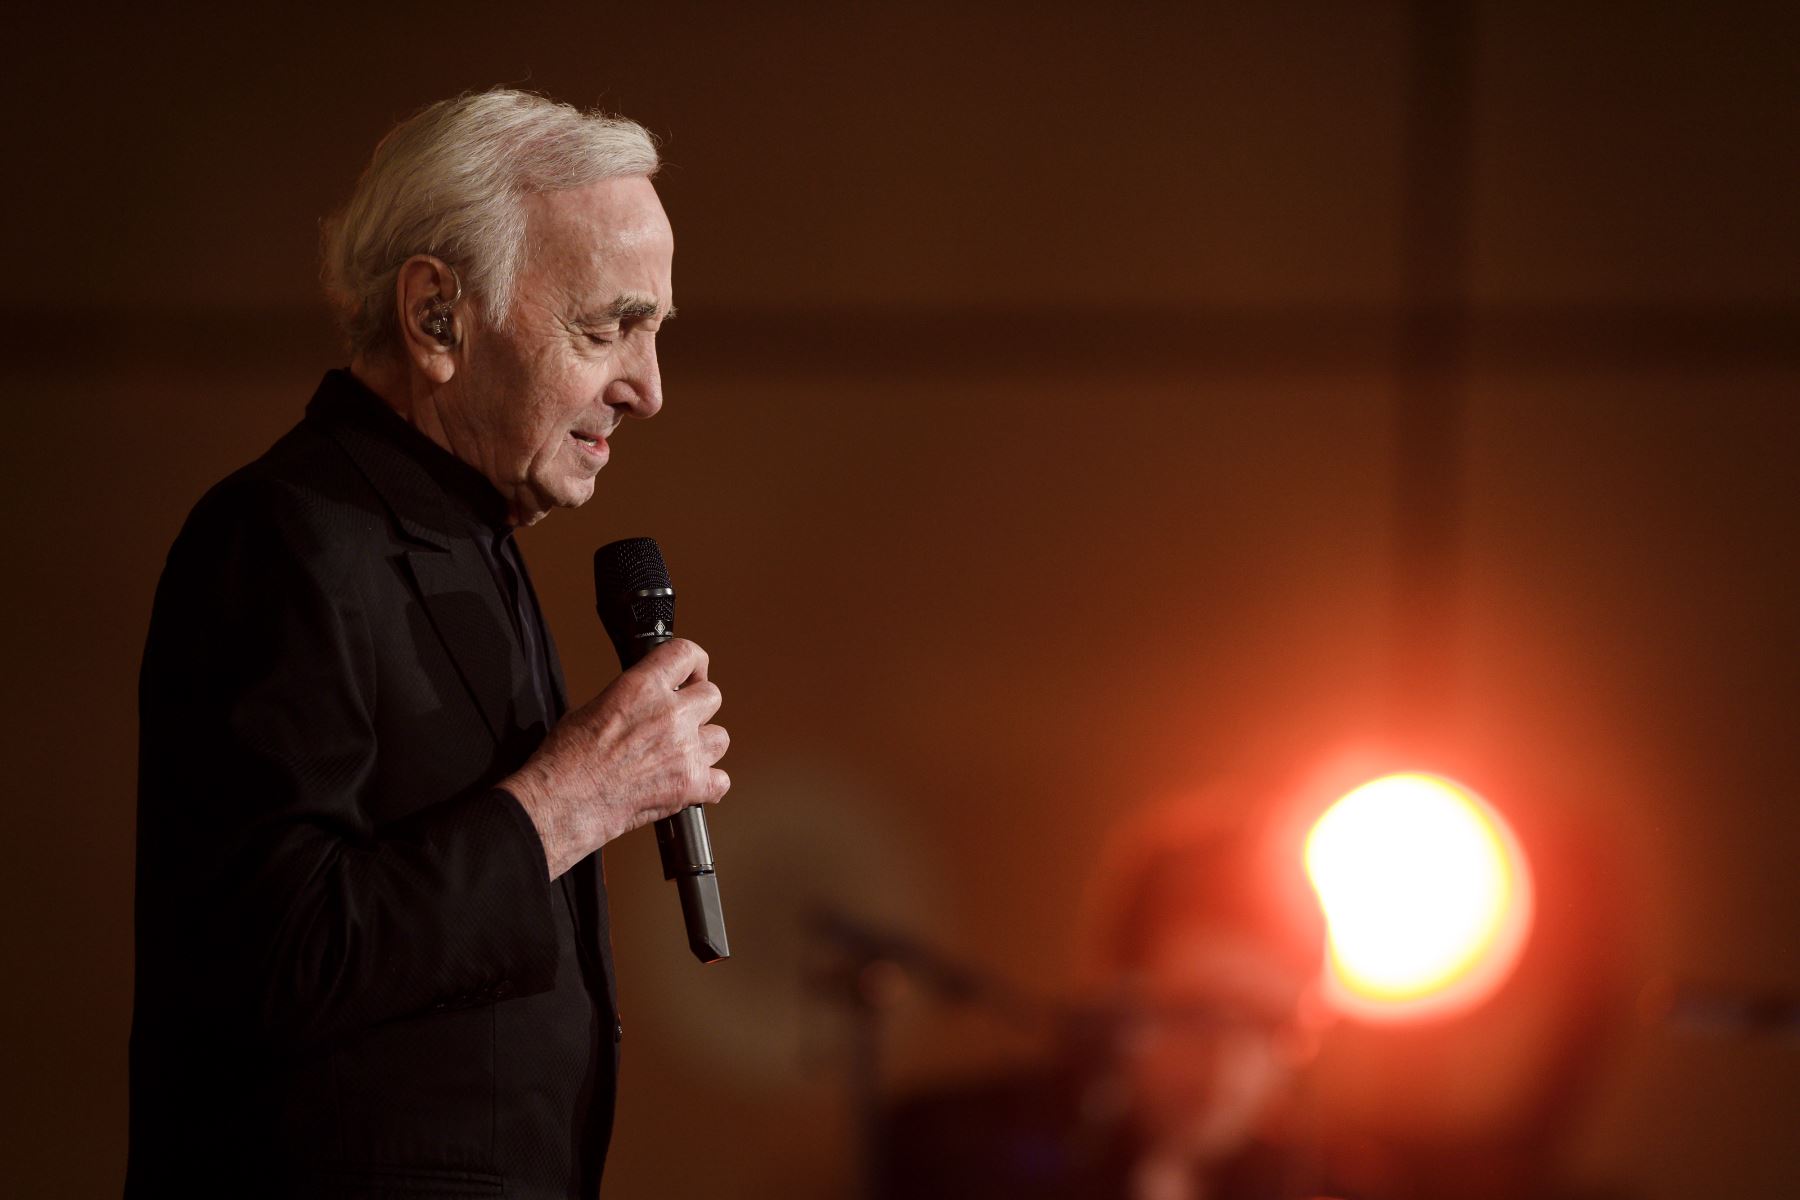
1304;773;1533;1021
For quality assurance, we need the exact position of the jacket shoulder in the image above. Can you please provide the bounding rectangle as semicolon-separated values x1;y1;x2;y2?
175;419;393;580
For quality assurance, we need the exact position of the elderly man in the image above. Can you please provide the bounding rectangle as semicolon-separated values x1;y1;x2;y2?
126;90;728;1198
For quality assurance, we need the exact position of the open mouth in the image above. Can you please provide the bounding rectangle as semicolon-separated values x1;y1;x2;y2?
570;429;607;452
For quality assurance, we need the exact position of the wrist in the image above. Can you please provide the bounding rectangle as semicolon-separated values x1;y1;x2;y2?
499;765;570;880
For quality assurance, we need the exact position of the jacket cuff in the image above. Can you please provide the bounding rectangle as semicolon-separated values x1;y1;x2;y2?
426;786;562;1010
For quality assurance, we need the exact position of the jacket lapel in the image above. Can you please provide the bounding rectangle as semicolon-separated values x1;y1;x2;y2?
310;374;519;749
402;546;516;745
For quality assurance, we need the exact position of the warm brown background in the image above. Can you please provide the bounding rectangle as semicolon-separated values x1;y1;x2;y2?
2;2;1796;1197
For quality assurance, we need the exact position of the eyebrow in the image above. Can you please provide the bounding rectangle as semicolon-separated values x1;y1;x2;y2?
582;294;675;323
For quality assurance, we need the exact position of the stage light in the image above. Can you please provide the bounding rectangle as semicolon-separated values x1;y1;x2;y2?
1304;773;1533;1020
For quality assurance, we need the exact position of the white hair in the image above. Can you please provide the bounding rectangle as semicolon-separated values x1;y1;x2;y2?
321;88;660;358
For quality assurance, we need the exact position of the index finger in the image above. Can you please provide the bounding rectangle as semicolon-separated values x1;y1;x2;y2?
637;637;710;689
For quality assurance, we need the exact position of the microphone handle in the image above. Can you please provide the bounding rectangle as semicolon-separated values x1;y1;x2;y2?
656;811;729;963
638;632;730;963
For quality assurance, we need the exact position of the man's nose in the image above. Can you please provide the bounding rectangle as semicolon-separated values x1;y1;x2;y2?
606;340;663;420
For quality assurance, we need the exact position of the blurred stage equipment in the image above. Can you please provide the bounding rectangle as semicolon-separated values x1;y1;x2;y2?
1305;772;1533;1021
807;907;1036;1014
594;536;730;963
805;908;1051;1200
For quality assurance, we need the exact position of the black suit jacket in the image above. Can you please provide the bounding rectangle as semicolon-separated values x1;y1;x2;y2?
128;370;620;1199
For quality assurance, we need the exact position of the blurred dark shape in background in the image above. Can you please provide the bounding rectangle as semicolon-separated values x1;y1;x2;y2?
2;2;1796;1197
871;796;1337;1200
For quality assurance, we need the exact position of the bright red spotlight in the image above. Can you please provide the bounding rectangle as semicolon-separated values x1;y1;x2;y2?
1304;773;1533;1021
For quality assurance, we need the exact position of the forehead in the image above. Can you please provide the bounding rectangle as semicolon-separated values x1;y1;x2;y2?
520;175;672;298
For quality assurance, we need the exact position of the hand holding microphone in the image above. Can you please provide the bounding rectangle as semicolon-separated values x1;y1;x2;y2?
503;637;727;869
593;537;730;962
496;543;727;949
500;538;731;961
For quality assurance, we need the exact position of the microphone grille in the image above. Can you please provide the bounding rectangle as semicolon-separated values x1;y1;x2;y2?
594;535;672;601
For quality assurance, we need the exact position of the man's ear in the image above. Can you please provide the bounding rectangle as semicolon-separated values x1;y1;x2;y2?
393;255;463;384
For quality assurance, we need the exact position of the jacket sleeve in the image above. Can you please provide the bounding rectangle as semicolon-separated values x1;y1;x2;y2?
137;477;562;1055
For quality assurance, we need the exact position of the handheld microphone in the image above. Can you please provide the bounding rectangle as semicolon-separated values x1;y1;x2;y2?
593;537;730;964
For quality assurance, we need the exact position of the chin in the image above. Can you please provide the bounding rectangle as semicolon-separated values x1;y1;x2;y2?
550;476;599;509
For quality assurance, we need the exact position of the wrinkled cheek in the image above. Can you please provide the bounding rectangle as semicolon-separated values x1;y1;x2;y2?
529;433;576;485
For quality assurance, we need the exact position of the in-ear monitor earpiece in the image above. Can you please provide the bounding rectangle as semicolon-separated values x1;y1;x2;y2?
419;263;464;346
